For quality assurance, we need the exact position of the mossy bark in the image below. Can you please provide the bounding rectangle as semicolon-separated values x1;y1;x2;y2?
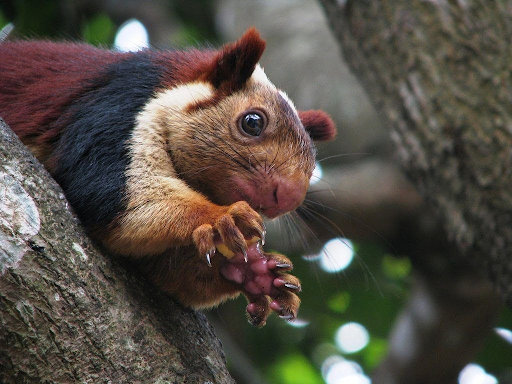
0;118;234;383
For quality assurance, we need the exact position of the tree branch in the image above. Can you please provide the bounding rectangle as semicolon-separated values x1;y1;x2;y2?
0;118;234;383
319;0;512;306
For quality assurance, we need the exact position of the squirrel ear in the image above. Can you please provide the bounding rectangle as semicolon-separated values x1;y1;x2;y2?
206;27;266;91
299;110;337;142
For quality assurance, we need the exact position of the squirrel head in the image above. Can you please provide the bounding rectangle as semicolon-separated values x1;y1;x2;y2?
144;28;336;218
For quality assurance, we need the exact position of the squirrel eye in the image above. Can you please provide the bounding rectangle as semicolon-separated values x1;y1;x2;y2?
239;111;267;136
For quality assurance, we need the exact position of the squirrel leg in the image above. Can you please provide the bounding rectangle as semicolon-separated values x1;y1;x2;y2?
102;179;264;262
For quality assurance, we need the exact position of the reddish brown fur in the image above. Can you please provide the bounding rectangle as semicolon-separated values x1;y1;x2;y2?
298;110;337;142
0;41;124;166
156;28;265;91
157;28;266;110
141;245;241;308
203;27;266;92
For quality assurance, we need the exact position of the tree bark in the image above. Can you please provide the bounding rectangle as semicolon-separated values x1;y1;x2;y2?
372;272;499;384
0;118;234;383
319;0;512;306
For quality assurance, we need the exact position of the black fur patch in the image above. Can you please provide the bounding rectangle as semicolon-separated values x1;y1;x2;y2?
53;52;163;229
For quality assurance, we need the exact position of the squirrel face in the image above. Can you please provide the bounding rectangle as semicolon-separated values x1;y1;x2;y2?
159;66;315;218
132;29;336;220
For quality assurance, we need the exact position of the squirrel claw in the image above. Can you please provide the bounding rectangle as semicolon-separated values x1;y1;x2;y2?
255;227;266;246
284;283;301;292
205;247;216;267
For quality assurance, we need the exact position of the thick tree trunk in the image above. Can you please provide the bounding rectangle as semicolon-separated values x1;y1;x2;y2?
319;0;512;305
0;118;234;383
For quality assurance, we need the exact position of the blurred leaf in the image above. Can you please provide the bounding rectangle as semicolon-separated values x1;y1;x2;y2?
171;26;205;47
381;255;411;280
170;0;218;43
82;13;115;46
327;291;350;313
320;315;346;341
363;337;388;369
0;9;7;29
269;353;323;384
11;0;59;37
477;306;512;372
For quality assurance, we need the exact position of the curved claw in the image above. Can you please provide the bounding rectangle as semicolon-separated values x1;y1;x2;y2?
255;226;266;246
279;313;295;320
284;283;301;292
205;248;216;267
243;248;248;263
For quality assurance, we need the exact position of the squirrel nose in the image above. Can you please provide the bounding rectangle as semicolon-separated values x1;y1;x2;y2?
262;179;306;218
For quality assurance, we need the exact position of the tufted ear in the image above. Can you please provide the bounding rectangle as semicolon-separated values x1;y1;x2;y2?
299;110;337;142
205;27;266;92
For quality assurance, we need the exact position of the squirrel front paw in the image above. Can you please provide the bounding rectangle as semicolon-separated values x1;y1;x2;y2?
220;243;301;327
192;201;265;266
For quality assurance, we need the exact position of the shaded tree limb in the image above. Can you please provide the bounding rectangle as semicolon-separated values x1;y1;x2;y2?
319;0;512;306
0;118;234;383
316;0;511;382
373;271;500;384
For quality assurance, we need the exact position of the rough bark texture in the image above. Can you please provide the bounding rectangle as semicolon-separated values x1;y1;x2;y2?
319;0;512;305
0;118;234;383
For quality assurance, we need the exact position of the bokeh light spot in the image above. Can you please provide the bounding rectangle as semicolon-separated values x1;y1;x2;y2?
319;238;354;273
114;19;149;52
335;322;370;354
322;355;371;384
495;327;512;344
458;363;497;384
310;162;323;185
286;318;310;328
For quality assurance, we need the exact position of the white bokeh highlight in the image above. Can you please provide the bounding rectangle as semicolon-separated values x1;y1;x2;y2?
495;327;512;344
114;19;149;52
286;318;310;328
322;355;371;384
458;364;498;384
319;238;354;273
310;162;323;185
335;322;370;354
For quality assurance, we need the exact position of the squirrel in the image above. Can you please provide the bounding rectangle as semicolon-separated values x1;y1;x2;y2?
0;28;336;326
